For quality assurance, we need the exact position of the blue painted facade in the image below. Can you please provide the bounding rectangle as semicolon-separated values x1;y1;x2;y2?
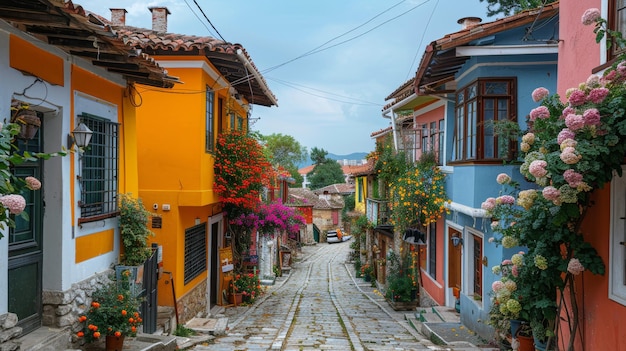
440;20;559;340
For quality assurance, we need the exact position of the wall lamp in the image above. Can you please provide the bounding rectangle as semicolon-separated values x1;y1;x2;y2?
68;122;93;150
403;228;427;246
451;235;464;247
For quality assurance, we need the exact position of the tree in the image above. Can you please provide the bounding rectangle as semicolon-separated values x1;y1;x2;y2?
261;133;307;169
310;147;327;165
285;164;304;188
479;0;555;17
308;159;345;190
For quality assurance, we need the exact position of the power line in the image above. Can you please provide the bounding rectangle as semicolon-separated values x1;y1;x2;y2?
268;77;381;106
182;0;218;38
268;77;382;107
405;0;439;80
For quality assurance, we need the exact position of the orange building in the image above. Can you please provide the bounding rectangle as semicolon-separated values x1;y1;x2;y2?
111;7;277;322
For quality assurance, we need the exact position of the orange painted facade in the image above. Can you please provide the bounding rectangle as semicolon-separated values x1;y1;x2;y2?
135;56;248;311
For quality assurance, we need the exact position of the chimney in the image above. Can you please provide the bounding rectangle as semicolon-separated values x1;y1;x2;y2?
457;16;482;29
110;8;127;27
149;7;171;33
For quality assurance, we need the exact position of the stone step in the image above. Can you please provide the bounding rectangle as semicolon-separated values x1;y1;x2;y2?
416;308;445;323
432;305;461;323
15;326;71;351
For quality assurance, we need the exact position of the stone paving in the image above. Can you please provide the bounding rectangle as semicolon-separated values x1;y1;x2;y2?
191;243;496;351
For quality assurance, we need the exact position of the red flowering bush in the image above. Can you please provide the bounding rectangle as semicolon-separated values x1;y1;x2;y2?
213;130;275;210
231;201;305;238
77;276;142;343
231;273;263;303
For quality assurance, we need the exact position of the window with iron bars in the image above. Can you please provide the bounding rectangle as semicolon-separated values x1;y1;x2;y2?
79;113;119;221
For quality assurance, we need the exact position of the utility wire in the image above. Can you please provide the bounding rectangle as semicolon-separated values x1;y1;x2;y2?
268;77;381;106
182;0;218;38
192;0;226;41
268;77;382;106
260;0;408;74
405;0;439;80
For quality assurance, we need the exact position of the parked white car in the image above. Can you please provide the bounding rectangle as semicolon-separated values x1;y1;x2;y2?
326;229;351;244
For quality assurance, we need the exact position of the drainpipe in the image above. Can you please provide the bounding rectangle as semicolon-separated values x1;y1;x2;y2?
390;108;399;151
235;49;278;106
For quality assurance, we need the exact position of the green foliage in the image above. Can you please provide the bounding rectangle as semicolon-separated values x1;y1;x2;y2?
260;133;308;169
308;159;345;189
78;275;142;342
310;147;328;165
286;164;304;187
385;250;416;302
173;324;196;337
231;273;264;303
119;194;154;266
479;0;553;17
373;138;409;196
343;193;355;213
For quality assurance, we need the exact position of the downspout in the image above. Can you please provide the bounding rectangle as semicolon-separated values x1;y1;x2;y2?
390;107;399;151
235;49;279;107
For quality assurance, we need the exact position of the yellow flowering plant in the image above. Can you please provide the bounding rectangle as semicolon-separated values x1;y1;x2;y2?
389;151;449;233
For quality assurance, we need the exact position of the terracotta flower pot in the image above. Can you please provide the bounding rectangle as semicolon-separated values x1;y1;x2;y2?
105;335;125;351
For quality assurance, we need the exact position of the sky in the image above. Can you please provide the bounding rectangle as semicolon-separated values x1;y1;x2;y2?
77;0;494;156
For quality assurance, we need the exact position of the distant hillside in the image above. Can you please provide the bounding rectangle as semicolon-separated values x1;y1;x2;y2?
297;152;368;168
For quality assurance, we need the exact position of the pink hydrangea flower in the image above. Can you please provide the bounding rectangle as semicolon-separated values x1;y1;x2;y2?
582;8;601;25
481;197;496;211
567;258;585;275
25;176;41;190
560;138;578;150
512;265;519;277
496;195;515;205
531;87;549;102
564;169;584;188
568;89;587;106
529;106;550;121
618;62;626;76
521;133;535;144
0;194;26;214
492;281;505;292
529;160;548;178
565;114;585;131
582;108;601;126
604;70;618;82
561;106;575;119
496;173;511;184
557;129;576;144
586;74;601;87
561;147;581;165
542;186;561;201
502;259;513;265
587;87;609;104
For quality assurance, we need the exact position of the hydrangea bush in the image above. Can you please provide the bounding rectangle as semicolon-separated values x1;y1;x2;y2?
483;9;626;349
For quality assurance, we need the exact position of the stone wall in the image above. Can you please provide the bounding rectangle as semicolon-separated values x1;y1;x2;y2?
176;279;207;323
0;313;22;351
41;270;113;345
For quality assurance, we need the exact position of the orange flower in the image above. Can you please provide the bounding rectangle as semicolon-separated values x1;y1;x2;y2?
121;310;127;316
93;331;101;339
91;301;100;308
134;312;139;318
78;315;87;322
76;331;84;337
114;331;122;337
117;294;124;301
88;324;98;331
131;326;137;333
128;318;134;324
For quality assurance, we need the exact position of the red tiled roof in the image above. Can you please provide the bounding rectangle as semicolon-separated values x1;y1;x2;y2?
346;158;376;177
298;164;315;175
313;183;354;195
414;2;559;94
370;125;392;138
288;188;343;210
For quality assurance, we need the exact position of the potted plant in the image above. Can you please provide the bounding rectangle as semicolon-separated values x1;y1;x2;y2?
10;102;41;140
231;273;263;304
77;276;142;351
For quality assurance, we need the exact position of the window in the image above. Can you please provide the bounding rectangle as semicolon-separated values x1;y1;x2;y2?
453;78;516;162
79;114;119;220
421;123;429;151
610;168;626;305
205;86;215;152
428;221;437;278
609;0;626;61
184;223;207;284
464;229;484;303
438;119;445;165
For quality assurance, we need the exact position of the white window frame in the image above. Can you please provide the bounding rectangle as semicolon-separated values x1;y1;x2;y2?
464;227;484;308
610;166;626;305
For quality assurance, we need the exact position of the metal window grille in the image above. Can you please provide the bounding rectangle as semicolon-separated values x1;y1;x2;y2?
79;114;118;219
184;223;207;284
428;222;436;278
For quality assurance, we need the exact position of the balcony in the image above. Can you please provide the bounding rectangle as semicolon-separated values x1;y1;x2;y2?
366;198;390;226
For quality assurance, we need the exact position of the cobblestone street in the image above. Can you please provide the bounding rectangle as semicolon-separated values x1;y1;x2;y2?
192;243;493;351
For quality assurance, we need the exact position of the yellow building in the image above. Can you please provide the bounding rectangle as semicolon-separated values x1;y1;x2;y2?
113;7;277;321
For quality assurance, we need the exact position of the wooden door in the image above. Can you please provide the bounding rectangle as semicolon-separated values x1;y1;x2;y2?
448;227;462;291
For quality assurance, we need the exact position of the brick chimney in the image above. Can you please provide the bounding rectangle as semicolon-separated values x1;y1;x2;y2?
110;8;127;26
457;17;482;29
149;7;171;33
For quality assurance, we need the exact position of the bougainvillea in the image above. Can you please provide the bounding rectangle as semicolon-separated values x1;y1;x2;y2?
231;201;305;239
